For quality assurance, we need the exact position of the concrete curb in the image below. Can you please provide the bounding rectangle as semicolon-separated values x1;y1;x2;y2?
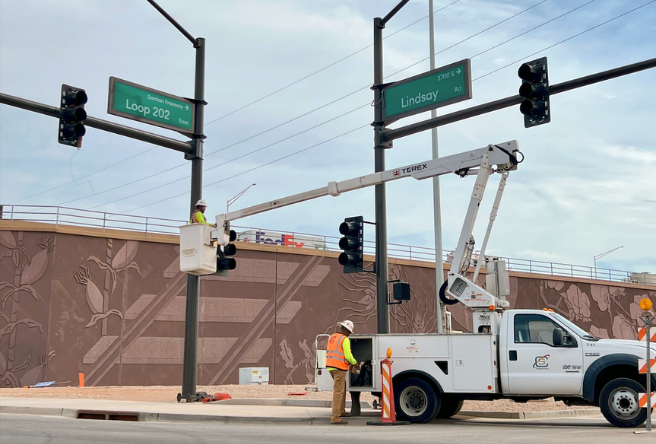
0;403;601;424
458;408;601;420
0;405;314;424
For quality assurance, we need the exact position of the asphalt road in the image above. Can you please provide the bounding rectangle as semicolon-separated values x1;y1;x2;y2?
0;413;653;444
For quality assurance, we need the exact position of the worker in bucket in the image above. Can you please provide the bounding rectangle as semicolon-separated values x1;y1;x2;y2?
326;320;361;425
190;199;216;227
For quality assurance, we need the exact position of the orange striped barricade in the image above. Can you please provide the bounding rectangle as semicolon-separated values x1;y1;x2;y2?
639;359;656;374
639;393;656;409
367;350;410;426
638;327;656;343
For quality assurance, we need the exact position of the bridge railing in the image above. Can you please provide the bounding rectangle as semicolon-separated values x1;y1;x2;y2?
0;204;651;285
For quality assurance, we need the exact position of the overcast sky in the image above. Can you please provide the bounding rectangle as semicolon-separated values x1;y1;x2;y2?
1;0;654;275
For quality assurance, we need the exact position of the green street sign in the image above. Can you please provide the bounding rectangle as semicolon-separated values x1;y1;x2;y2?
107;77;195;135
382;59;472;124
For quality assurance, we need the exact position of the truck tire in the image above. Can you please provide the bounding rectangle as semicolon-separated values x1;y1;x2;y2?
434;395;463;419
599;378;647;428
394;377;440;423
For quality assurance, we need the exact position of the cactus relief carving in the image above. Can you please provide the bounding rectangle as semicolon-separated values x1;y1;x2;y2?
77;240;141;329
0;233;53;387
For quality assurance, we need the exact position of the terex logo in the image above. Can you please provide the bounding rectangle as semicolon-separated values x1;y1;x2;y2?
397;163;428;175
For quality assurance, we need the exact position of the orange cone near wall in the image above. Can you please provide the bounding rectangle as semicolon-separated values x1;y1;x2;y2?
79;373;85;388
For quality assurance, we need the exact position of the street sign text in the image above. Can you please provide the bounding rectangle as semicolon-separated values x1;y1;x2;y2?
382;59;472;124
108;77;195;135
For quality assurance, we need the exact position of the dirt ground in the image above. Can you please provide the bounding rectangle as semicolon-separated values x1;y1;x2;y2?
0;385;597;412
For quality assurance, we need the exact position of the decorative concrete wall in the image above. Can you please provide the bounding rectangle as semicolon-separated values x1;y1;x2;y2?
0;223;653;387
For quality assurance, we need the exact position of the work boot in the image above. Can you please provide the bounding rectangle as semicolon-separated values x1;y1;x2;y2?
340;412;351;417
331;420;348;425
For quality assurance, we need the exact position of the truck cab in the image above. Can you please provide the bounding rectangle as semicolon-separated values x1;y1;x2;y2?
499;309;655;427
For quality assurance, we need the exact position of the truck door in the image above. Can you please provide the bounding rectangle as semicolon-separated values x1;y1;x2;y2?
505;313;583;395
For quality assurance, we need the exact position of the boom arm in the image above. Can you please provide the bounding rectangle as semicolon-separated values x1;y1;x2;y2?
216;141;519;224
213;141;521;315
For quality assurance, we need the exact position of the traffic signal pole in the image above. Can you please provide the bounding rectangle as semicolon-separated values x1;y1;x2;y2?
373;16;390;335
181;36;205;403
145;0;206;403
373;0;409;335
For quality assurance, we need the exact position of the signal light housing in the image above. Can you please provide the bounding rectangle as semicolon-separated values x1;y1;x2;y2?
58;84;88;147
518;57;550;128
215;228;237;276
338;216;364;274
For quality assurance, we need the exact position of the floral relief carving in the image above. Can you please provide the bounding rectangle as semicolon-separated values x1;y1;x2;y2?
278;338;315;384
561;284;591;323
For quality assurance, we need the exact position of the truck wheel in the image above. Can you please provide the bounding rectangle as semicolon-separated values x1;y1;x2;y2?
599;378;647;428
394;377;440;423
434;395;463;419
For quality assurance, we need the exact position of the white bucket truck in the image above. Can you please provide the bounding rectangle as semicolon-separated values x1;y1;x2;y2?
182;140;654;427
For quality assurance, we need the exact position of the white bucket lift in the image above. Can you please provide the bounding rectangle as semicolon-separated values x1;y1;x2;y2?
179;223;217;275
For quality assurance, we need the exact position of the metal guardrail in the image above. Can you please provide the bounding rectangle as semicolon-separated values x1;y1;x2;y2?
0;204;653;285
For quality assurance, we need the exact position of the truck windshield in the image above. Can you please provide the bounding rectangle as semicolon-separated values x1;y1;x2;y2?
553;313;597;340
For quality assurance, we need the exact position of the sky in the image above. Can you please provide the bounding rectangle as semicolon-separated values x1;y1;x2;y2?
1;0;654;275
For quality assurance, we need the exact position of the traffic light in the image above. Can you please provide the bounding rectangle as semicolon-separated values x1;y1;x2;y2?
58;84;88;147
518;57;550;128
338;216;363;273
215;224;237;276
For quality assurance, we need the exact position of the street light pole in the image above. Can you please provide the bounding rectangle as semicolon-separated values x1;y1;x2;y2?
429;0;444;334
593;246;623;279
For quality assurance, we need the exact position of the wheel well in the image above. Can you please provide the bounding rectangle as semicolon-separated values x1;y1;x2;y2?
392;370;444;395
593;364;638;403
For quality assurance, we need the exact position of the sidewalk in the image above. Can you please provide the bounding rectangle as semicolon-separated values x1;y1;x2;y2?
0;396;602;424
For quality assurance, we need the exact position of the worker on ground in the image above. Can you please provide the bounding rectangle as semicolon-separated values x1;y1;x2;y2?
190;199;216;227
326;320;360;425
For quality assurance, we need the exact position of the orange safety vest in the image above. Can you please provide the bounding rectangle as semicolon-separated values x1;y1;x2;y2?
190;210;202;224
326;333;348;370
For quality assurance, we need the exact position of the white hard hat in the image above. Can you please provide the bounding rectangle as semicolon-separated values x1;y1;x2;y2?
338;320;354;333
195;199;208;207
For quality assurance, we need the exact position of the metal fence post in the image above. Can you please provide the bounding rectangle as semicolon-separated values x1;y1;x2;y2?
56;206;60;227
102;212;106;231
145;217;149;236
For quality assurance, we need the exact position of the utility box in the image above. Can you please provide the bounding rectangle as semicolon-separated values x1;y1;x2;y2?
179;224;217;276
238;367;269;385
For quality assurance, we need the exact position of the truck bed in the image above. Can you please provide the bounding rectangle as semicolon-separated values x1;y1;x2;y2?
322;333;499;394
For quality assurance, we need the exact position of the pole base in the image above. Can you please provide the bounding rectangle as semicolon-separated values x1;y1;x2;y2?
177;391;207;403
366;421;411;426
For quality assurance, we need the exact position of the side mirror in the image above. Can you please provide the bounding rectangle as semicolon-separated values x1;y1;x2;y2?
553;328;564;346
553;328;575;347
